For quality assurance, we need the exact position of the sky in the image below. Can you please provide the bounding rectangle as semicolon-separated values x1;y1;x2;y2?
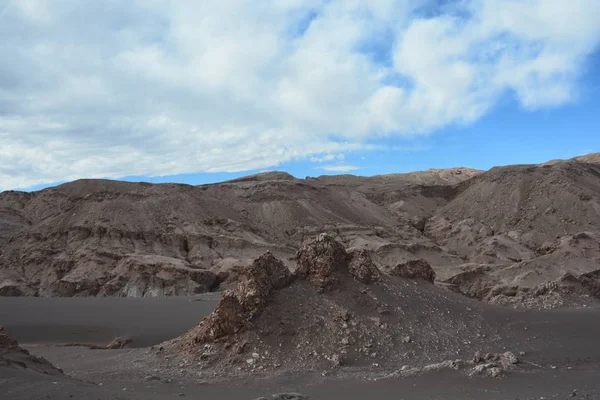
1;0;599;192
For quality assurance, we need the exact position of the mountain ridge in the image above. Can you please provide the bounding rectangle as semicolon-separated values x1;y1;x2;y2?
1;154;599;308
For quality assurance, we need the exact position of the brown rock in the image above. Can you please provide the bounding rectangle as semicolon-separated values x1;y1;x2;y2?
181;252;292;349
391;259;436;283
295;234;349;289
236;252;292;316
182;290;246;347
347;249;379;284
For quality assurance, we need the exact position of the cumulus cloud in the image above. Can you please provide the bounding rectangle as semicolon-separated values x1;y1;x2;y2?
0;0;599;189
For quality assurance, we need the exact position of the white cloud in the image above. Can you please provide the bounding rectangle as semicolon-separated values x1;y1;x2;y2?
318;165;361;172
309;153;345;162
0;0;599;190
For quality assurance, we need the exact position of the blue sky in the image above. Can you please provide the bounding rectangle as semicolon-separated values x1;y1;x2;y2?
1;1;599;192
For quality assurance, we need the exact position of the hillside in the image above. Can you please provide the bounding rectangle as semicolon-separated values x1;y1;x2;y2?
0;155;599;308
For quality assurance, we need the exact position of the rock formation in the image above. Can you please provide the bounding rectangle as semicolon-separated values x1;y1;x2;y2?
164;235;493;378
391;259;436;283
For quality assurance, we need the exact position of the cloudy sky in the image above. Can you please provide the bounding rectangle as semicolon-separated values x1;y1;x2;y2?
1;0;600;191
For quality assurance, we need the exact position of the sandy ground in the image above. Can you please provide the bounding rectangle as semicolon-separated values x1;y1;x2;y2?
0;294;219;347
2;296;600;399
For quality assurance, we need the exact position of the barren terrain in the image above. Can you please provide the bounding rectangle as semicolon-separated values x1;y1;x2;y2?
2;154;600;399
1;154;600;310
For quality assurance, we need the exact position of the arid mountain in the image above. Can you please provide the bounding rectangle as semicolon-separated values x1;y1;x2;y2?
426;158;600;307
0;155;599;308
0;167;477;297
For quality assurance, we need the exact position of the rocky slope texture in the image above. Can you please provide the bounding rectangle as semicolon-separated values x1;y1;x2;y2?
427;157;600;308
157;235;496;379
0;167;478;297
1;154;599;308
0;327;63;376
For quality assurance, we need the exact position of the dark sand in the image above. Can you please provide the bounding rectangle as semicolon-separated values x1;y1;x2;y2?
0;294;219;347
2;296;600;399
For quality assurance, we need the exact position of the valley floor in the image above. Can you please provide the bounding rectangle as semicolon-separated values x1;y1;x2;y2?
2;295;600;400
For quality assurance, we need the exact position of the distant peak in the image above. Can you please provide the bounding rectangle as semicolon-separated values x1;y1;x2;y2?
224;171;297;183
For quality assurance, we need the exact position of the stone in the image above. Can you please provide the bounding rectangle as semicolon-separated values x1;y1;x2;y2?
330;353;343;367
502;351;519;364
347;249;379;284
236;252;293;317
295;234;349;289
271;393;309;400
180;252;292;349
391;259;436;283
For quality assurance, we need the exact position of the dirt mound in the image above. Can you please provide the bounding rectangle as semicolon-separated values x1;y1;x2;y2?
163;236;493;379
0;328;62;375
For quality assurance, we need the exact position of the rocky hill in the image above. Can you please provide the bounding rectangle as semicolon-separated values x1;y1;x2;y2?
156;235;510;380
426;157;600;307
0;167;477;297
0;154;599;308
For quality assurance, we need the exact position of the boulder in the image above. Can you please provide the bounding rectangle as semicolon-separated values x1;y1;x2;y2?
295;234;349;289
391;259;436;283
236;252;292;316
181;252;292;348
347;249;379;284
182;290;246;347
502;351;519;365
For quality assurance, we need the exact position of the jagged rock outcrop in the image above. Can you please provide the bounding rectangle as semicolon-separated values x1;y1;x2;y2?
294;234;381;288
180;252;292;349
295;234;349;289
234;252;292;316
181;290;246;348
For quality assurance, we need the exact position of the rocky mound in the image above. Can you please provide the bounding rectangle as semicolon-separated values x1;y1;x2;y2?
160;235;495;379
0;327;63;376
